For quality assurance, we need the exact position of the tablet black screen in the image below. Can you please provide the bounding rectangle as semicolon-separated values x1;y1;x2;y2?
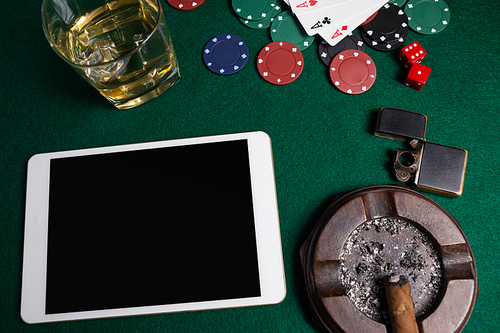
45;139;261;314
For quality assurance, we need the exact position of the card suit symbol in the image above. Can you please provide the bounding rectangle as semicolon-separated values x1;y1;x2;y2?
342;25;348;30
367;30;373;36
212;38;217;42
380;36;386;41
263;72;269;76
386;44;392;49
247;15;253;19
398;10;404;15
335;81;340;85
372;41;378;46
234;65;239;70
291;73;296;78
354;52;359;57
219;68;225;73
241;53;248;59
366;60;372;65
207;62;212;66
443;20;448;25
370;74;375;78
297;61;303;66
204;48;210;54
323;17;331;24
309;0;318;6
362;86;367;91
431;28;437;33
259;59;264;63
321;52;327;58
192;2;197;6
277;78;282;83
347;89;353;94
178;4;184;8
226;35;232;39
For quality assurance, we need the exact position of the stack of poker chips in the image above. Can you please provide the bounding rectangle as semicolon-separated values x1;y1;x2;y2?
359;3;409;52
231;0;282;29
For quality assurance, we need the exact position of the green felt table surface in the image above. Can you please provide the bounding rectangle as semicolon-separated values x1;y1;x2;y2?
1;0;500;332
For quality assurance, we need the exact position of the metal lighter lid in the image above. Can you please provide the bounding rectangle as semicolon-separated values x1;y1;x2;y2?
374;107;427;142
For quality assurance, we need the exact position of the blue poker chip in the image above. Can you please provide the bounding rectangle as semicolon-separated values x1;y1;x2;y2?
203;34;249;75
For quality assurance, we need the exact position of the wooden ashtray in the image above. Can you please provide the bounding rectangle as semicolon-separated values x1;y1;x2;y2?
300;185;478;333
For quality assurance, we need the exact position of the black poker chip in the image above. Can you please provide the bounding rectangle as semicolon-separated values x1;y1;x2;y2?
362;26;408;52
364;36;407;52
318;32;365;66
360;3;409;52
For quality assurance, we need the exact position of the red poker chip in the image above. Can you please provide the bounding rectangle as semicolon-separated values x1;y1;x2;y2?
329;49;376;94
257;41;304;85
359;10;378;27
167;0;205;11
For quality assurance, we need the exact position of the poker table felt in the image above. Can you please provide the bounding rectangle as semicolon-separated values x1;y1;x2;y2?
1;0;499;332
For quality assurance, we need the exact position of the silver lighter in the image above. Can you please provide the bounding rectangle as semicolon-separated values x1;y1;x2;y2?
375;107;468;197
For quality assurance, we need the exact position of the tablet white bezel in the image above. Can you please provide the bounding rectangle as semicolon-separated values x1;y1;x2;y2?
21;131;286;324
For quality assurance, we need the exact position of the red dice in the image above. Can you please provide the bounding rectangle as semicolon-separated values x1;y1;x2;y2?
399;41;427;69
404;63;431;91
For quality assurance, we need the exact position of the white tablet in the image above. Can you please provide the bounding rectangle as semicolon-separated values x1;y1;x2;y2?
21;131;286;324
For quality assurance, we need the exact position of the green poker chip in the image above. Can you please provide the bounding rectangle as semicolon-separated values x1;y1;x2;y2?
238;4;281;29
232;0;276;21
405;0;450;34
270;10;315;51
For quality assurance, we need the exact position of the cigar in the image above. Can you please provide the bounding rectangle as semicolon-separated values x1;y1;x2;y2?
385;275;419;333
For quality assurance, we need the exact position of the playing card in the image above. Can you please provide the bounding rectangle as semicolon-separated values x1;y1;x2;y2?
296;0;385;36
318;0;388;45
288;0;348;14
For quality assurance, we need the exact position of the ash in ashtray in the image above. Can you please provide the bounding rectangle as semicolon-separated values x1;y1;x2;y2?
340;218;443;324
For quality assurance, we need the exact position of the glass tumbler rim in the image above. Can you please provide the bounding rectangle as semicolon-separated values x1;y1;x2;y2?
41;0;163;69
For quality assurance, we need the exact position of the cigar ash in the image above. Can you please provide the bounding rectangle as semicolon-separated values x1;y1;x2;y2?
340;217;443;324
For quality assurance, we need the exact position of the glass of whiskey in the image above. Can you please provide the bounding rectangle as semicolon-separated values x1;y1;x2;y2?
42;0;180;110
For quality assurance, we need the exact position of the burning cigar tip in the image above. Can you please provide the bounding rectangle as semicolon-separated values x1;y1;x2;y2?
387;274;409;285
